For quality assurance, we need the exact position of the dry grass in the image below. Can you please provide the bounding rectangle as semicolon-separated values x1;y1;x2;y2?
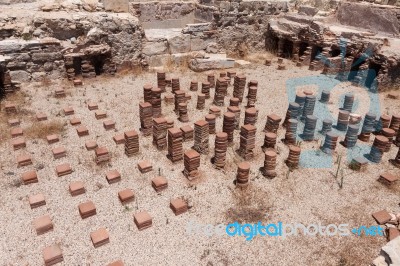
163;55;191;73
24;120;66;140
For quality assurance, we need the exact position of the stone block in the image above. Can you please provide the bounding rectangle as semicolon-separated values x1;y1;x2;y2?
168;34;191;54
103;0;129;12
142;41;168;56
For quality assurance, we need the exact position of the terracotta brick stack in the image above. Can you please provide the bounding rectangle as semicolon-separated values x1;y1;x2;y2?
207;73;215;88
178;103;189;122
152;176;168;192
18;154;32;167
358;112;376;142
134;211;152;230
201;81;211;99
262;132;277;151
368;135;389;163
139;102;153;136
395;128;400;147
164;94;174;104
143;84;153;103
237;124;256;159
375;114;391;133
95;147;110;164
171;77;180;93
382;128;396;152
166;118;174;129
302;115;318;141
227;106;240;130
180;125;194;141
320;118;333;135
244;107;258;126
209;106;221;117
301;95;316;121
213;78;228;106
190;80;198;91
246;86;258;108
167;128;183;162
320;89;330;103
124;130;139;157
283;102;300;126
230;98;240;107
321;132;339;154
227;70;236;81
286;145;301;168
152;117;168;150
170;198;188;215
295;92;306;114
223;112;235;144
342;92;354;112
95;110;107;120
389;114;400;134
264;114;282;133
205;114;216;134
183;149;200;180
342;124;359;148
157;71;166;92
212;132;228;169
233;74;246;103
138;160;152;173
43;245;63;265
284;119;298;145
236;161;250;187
197;93;206;110
261;150;277;178
56;163;72;177
193;120;209;154
391;148;400;167
336;110;350;132
151;88;162;118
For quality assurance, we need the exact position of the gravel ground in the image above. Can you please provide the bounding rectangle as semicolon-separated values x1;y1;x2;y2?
0;59;399;266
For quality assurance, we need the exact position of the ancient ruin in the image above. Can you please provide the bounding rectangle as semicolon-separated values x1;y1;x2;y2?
1;0;400;265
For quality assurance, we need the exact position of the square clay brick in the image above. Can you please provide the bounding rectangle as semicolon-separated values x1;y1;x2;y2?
378;172;398;185
69;181;85;196
387;227;400;241
95;110;107;119
151;176;168;192
22;170;38;185
46;134;59;144
34;215;53;235
76;125;89;137
87;102;98;111
36;113;48;121
8;118;20;127
79;201;96;219
103;119;116;130
73;79;83;86
95;147;109;156
56;163;72;177
42;245;63;265
11;137;26;150
63;107;74;116
106;170;121;184
55;88;66;97
70;117;81;126
372;210;392;225
170;198;188;216
52;146;66;159
17;154;32;167
11;127;23;138
113;134;125;145
137;160;152;173
118;189;134;204
108;260;124;266
134;211;152;231
29;194;46;209
90;228;110;248
85;140;97;150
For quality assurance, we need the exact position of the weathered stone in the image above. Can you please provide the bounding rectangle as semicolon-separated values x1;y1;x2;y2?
381;237;400;265
32;52;63;62
189;57;235;72
191;37;216;51
298;5;319;16
103;0;129;12
168;34;191;54
142;41;168;56
10;70;30;82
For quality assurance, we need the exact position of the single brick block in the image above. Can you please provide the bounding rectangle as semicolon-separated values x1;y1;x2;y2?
113;134;125;145
8;118;20;126
88;102;98;111
170;198;188;216
108;260;124;266
73;79;83;86
378;172;398;186
372;210;392;225
387;227;400;241
69;181;85;196
95;110;107;120
29;194;46;209
103;119;116;130
11;127;23;138
42;245;63;266
69;117;81;126
106;170;121;184
46;134;59;144
17;154;32;167
63;107;74;116
34;215;53;235
5;103;17;113
79;201;96;219
56;163;72;177
55;88;66;98
133;211;152;231
52;146;66;159
85;140;97;150
138;160;152;173
90;228;110;248
11;137;26;150
118;189;134;204
151;176;168;192
36;113;48;121
76;125;89;137
22;170;38;184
